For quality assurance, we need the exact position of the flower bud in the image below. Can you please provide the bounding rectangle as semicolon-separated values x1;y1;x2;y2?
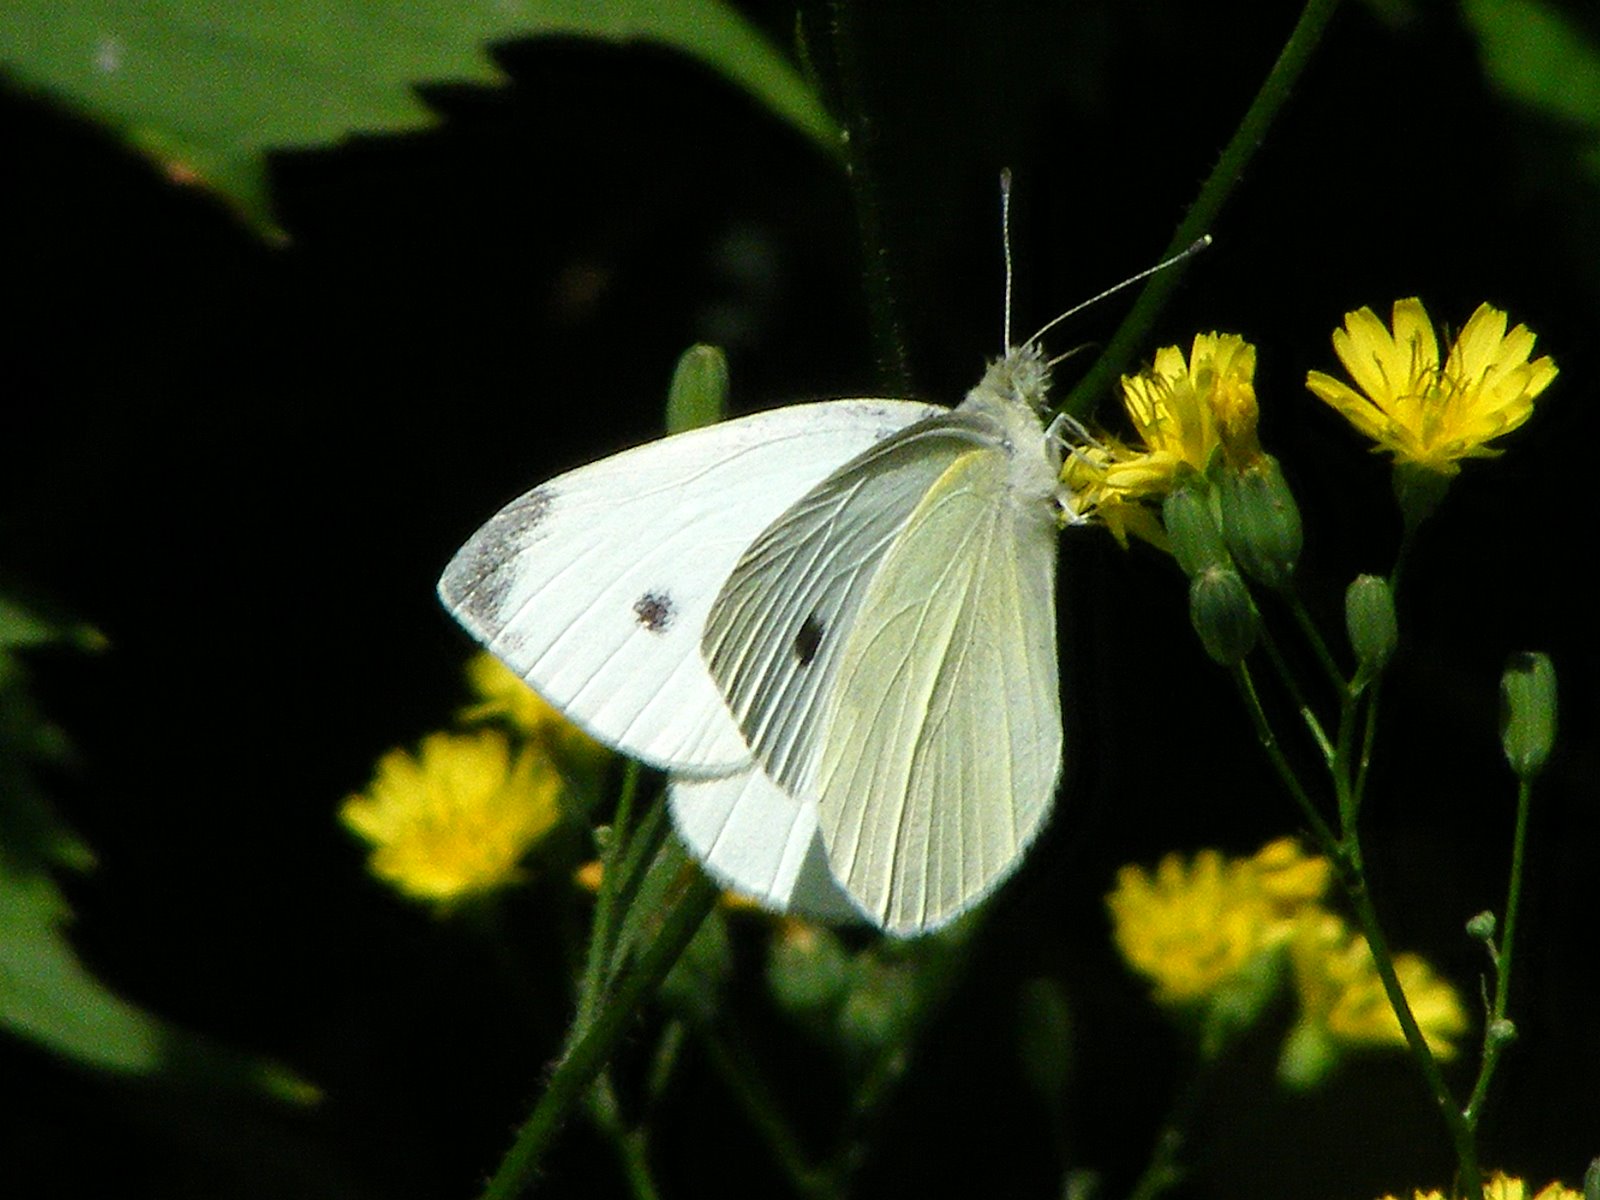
1464;910;1497;942
1486;1017;1518;1049
1499;652;1557;780
1221;456;1302;589
665;344;729;433
1277;1018;1338;1090
1344;574;1398;675
1162;485;1230;578
1189;566;1259;666
1582;1156;1598;1200
765;921;851;1024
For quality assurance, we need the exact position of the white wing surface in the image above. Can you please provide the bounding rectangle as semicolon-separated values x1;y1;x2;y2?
439;400;939;773
702;413;1003;792
814;443;1063;934
668;772;860;921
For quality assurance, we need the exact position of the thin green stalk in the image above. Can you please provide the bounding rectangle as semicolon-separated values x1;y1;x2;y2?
1348;676;1383;826
1463;776;1534;1128
1231;662;1338;852
1255;621;1336;766
585;1073;663;1200
702;1027;842;1200
605;795;672;980
478;871;720;1200
576;761;642;1035
1332;851;1482;1200
1124;1056;1217;1200
827;0;911;392
1062;0;1346;418
1285;591;1348;698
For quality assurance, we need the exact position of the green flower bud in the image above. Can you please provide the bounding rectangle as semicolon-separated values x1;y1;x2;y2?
1277;1018;1338;1091
1500;652;1557;780
1163;485;1230;578
1464;910;1497;942
1344;574;1398;675
665;344;729;433
1582;1156;1598;1200
1486;1017;1518;1049
837;960;916;1064
1189;566;1259;666
765;922;852;1024
1220;456;1302;589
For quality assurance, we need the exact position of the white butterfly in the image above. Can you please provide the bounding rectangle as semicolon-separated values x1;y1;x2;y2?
438;337;1069;935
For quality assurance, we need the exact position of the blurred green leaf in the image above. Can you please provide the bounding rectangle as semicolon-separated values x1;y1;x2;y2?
0;595;316;1100
0;0;839;233
1464;0;1600;177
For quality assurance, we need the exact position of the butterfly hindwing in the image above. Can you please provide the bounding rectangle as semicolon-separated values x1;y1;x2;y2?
439;400;940;774
814;440;1063;933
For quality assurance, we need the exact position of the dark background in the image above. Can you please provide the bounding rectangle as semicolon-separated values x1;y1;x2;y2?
2;1;1595;1197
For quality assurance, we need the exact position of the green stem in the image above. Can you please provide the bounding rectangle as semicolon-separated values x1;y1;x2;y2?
1285;591;1348;698
827;0;912;392
1061;0;1346;418
1463;776;1534;1128
1124;1056;1216;1200
702;1027;841;1200
1256;622;1336;766
1331;846;1481;1199
585;1073;663;1200
576;761;642;1035
478;871;720;1200
1231;662;1338;852
1348;676;1383;827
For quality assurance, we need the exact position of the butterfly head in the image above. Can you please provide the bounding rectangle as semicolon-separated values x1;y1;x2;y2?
977;340;1053;416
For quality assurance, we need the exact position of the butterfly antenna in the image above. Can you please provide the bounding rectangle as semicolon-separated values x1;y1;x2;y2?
1000;169;1016;353
1024;235;1213;353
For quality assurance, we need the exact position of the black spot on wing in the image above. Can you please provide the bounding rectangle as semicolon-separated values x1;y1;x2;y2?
440;487;556;618
634;590;675;634
794;612;823;666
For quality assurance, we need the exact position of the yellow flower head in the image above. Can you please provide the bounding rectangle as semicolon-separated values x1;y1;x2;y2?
1107;838;1329;1006
1305;299;1557;475
1380;1174;1584;1200
461;652;606;765
341;729;562;904
1289;911;1467;1058
1064;333;1262;546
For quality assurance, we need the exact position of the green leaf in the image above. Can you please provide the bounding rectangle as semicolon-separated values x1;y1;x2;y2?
0;0;839;233
1463;0;1600;178
0;596;316;1101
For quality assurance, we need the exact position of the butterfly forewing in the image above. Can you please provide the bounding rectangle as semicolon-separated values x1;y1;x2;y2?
701;413;1004;793
814;441;1063;934
439;400;939;774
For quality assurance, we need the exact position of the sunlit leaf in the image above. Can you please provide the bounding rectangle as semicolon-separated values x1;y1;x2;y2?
0;0;839;233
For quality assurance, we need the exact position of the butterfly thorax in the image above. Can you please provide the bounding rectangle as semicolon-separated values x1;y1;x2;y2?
956;342;1065;518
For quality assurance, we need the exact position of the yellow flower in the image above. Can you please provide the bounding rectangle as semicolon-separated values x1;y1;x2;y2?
461;652;606;764
1305;299;1557;475
341;729;562;904
1064;333;1262;546
1289;911;1467;1058
1107;838;1328;1006
1379;1173;1583;1200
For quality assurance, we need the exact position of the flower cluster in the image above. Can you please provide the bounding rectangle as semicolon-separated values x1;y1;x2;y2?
1379;1174;1584;1200
1065;299;1556;546
1107;839;1467;1083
